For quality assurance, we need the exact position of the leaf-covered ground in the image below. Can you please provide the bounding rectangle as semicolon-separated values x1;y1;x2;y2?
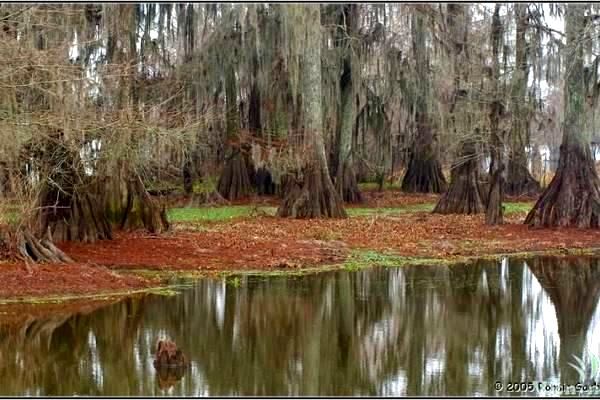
0;262;152;300
61;194;598;271
2;191;599;300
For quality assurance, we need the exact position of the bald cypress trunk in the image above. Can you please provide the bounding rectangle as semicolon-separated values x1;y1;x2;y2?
526;4;600;228
434;138;485;214
433;4;484;214
217;64;252;200
278;5;347;219
103;4;169;235
335;4;362;203
401;11;447;194
506;4;540;197
486;4;505;225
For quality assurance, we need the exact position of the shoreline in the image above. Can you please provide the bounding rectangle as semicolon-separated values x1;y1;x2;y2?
1;245;600;306
1;193;599;306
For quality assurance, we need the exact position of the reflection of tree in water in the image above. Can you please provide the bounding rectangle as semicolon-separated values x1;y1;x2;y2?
153;272;394;396
527;256;600;383
442;262;491;396
87;296;153;395
0;302;112;395
1;257;600;396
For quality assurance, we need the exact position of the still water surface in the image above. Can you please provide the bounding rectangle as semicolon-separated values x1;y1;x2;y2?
1;256;600;396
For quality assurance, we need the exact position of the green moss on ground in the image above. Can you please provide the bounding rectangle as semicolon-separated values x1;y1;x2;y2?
343;249;452;271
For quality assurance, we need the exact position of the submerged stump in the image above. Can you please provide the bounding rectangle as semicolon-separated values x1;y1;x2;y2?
153;339;189;389
154;339;188;368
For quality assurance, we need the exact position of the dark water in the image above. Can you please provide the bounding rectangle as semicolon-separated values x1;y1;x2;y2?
1;256;600;396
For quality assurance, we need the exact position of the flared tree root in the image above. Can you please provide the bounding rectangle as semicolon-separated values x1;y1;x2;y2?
525;144;600;228
1;226;73;264
401;155;447;194
277;166;347;218
217;151;252;200
485;164;505;225
120;176;170;234
434;140;485;214
336;161;363;203
506;160;540;197
186;189;228;207
42;190;113;244
18;230;73;263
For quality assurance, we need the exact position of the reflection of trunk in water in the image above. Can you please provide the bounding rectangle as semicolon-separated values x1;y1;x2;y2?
0;301;114;395
89;297;148;394
406;267;425;396
509;258;527;383
443;264;481;396
527;257;600;383
482;261;504;395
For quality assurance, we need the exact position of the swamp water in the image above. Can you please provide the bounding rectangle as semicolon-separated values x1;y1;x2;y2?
1;256;600;396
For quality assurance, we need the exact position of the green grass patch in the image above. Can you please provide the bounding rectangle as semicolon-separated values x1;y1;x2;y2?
168;205;277;222
168;201;533;223
504;202;533;215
